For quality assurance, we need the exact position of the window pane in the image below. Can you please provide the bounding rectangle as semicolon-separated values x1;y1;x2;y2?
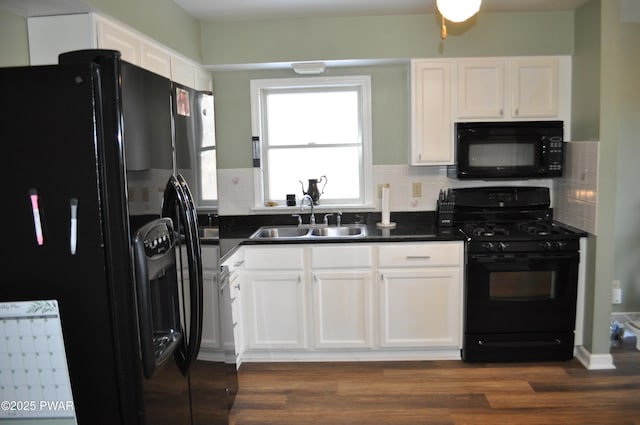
199;94;216;148
200;150;217;201
265;90;359;146
267;146;360;202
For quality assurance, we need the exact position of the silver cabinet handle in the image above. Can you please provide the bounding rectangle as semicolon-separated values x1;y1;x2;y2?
406;255;431;260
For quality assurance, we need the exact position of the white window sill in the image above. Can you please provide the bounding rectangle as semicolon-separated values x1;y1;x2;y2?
251;204;375;214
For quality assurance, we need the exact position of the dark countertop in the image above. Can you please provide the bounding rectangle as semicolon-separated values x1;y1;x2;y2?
203;211;466;263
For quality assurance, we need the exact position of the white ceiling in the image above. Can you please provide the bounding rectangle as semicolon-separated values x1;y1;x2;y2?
173;0;590;22
0;0;589;20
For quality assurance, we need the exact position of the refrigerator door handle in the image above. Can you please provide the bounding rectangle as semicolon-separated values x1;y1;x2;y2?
162;175;202;376
176;174;204;370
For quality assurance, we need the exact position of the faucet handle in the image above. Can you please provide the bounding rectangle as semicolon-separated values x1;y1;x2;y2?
323;213;334;225
336;211;342;226
291;214;302;226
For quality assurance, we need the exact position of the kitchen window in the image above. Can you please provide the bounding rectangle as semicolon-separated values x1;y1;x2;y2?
197;93;217;207
250;76;373;207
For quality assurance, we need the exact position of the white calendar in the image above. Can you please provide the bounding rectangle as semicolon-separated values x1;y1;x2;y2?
0;300;77;423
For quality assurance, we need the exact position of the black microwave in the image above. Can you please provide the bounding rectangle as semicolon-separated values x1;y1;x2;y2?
450;121;564;180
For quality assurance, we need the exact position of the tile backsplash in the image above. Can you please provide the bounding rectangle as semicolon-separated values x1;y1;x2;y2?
553;141;599;235
217;166;554;216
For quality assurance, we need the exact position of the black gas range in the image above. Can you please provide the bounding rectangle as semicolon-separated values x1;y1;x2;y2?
446;186;582;363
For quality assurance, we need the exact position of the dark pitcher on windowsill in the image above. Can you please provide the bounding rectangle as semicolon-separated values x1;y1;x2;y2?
299;175;327;205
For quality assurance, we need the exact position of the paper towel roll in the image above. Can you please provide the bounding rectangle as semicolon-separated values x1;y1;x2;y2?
381;186;390;225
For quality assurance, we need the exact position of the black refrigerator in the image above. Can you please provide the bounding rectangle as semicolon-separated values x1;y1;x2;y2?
0;50;231;424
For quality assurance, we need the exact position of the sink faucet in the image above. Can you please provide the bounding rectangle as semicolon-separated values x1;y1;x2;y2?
300;194;316;225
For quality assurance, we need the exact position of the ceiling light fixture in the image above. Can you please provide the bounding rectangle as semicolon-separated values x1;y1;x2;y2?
436;0;482;40
292;62;326;75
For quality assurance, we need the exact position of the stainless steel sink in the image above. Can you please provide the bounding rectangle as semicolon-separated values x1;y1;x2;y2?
252;226;309;238
249;224;367;240
310;226;366;237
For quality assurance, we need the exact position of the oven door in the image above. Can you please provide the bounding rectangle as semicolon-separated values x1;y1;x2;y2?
464;250;579;362
465;251;579;334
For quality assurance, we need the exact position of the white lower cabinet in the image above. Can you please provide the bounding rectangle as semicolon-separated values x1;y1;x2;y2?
236;241;463;362
245;271;307;349
220;248;245;364
311;271;373;349
378;269;461;348
243;246;307;350
378;242;463;349
198;246;221;359
311;245;374;349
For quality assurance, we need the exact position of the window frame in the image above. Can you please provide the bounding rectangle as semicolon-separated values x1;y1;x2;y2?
250;75;373;209
195;92;218;208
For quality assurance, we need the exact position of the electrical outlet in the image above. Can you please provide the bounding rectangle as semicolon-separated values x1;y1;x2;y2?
411;182;422;198
612;280;622;304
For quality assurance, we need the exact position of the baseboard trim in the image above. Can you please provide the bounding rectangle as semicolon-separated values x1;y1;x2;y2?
240;349;462;363
574;345;616;370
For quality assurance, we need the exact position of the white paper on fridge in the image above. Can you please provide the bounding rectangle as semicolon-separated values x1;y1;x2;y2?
0;300;77;423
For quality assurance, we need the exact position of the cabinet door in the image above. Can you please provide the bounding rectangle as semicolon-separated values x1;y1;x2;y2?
410;60;453;165
199;246;220;354
194;67;213;92
311;271;373;348
96;19;142;65
141;41;172;79
457;59;505;119
245;271;306;349
27;15;94;65
171;55;196;88
511;58;559;118
200;268;221;351
379;269;461;348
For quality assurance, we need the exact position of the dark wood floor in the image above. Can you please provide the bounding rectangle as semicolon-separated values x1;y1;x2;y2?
229;337;640;425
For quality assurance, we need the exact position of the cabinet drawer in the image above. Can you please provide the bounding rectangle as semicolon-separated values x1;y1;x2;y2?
311;245;372;269
244;246;304;270
378;242;462;268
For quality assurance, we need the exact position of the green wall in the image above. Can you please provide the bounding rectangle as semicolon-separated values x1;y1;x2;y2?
612;6;640;313
201;12;574;66
213;64;408;169
572;0;602;355
208;12;575;169
573;0;640;355
0;7;29;67
572;1;601;141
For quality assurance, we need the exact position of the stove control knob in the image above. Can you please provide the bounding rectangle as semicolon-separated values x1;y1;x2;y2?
539;241;552;250
498;242;509;251
482;242;495;252
555;241;566;250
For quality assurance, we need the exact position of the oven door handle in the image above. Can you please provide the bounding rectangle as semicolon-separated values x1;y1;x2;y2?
470;253;579;263
478;339;562;348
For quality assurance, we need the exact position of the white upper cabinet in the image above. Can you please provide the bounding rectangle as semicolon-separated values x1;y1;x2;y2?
170;55;196;88
28;15;94;66
456;56;561;120
510;58;559;118
27;13;209;89
410;59;454;165
456;58;505;119
194;67;213;92
140;41;172;79
95;18;142;66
